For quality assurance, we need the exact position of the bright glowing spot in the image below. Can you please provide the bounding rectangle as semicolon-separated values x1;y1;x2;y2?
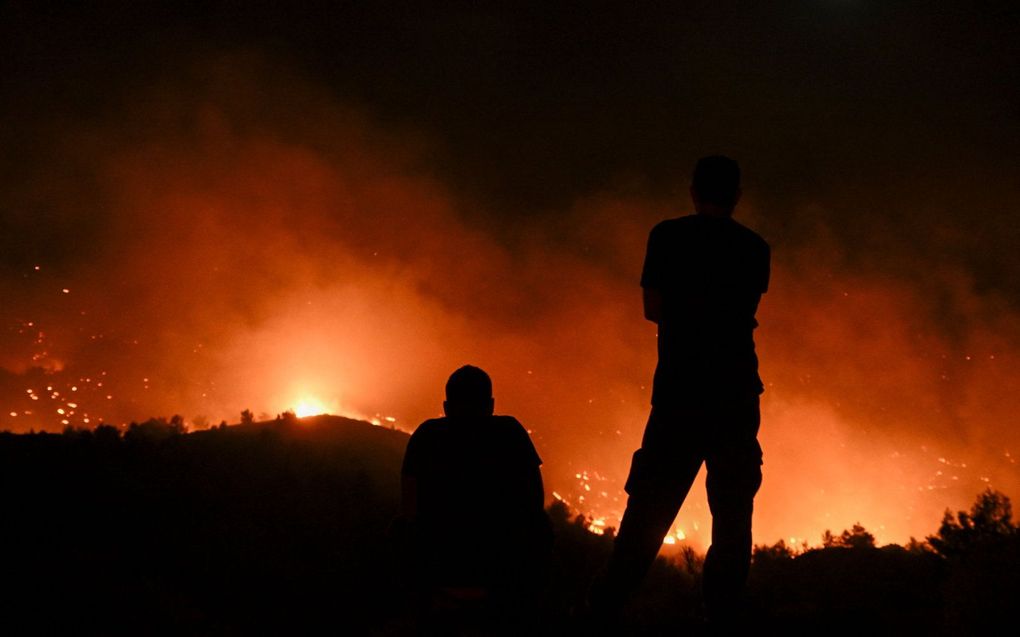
587;517;608;535
292;397;329;418
662;529;686;545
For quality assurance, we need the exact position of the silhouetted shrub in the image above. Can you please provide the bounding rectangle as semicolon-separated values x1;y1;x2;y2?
124;415;187;445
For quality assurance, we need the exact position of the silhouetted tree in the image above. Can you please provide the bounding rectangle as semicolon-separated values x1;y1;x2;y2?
124;416;187;445
904;536;934;555
821;523;876;549
677;545;703;578
240;409;255;426
753;539;797;563
928;489;1016;559
62;425;90;441
169;414;188;434
927;490;1020;633
92;423;121;445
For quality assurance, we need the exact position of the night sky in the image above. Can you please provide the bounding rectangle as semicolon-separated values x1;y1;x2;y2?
2;1;1019;546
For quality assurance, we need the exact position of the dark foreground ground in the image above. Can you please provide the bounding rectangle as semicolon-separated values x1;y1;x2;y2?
2;416;1017;635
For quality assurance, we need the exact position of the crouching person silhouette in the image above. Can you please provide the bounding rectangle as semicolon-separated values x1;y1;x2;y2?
400;365;551;635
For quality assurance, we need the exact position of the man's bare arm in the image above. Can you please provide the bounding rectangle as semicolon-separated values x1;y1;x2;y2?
643;287;663;324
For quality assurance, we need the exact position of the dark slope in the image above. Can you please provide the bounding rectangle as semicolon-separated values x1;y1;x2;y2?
1;415;410;634
3;418;1019;635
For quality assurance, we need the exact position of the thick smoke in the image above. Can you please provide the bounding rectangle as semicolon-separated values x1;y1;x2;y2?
1;56;1017;547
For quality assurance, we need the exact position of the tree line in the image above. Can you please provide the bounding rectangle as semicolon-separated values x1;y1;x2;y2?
1;417;1016;634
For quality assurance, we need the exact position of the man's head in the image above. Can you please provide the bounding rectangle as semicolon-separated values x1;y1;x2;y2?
443;365;495;418
691;155;741;215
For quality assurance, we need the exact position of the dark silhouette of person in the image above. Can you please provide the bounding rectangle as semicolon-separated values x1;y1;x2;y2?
400;365;551;633
589;156;770;629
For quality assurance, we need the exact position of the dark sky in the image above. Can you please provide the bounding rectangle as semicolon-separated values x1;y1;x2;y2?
2;1;1019;544
4;2;1019;341
5;2;1019;222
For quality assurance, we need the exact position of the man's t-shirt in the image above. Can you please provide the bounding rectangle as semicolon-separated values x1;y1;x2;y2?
641;214;770;405
401;415;544;585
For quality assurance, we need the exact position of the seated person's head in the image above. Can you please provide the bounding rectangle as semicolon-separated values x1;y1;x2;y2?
444;365;495;418
691;155;741;213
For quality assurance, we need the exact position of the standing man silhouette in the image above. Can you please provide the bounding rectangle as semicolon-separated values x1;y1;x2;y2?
591;156;770;628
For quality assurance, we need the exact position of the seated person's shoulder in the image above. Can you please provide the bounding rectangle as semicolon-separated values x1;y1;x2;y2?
490;414;530;437
746;228;769;252
491;414;524;427
730;219;769;249
403;418;445;476
409;416;446;440
490;415;542;465
404;417;447;464
651;217;688;236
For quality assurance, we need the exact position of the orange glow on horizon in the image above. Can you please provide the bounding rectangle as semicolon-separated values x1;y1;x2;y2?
292;396;330;418
1;66;1016;553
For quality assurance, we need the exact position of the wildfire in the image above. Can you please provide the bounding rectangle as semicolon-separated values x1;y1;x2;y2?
560;466;696;546
0;231;1012;552
661;529;687;545
587;517;608;535
292;396;330;418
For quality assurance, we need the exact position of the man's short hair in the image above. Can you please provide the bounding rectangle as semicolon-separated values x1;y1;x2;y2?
692;155;741;208
446;365;493;404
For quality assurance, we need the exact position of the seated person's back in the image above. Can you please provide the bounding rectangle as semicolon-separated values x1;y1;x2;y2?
401;366;548;589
